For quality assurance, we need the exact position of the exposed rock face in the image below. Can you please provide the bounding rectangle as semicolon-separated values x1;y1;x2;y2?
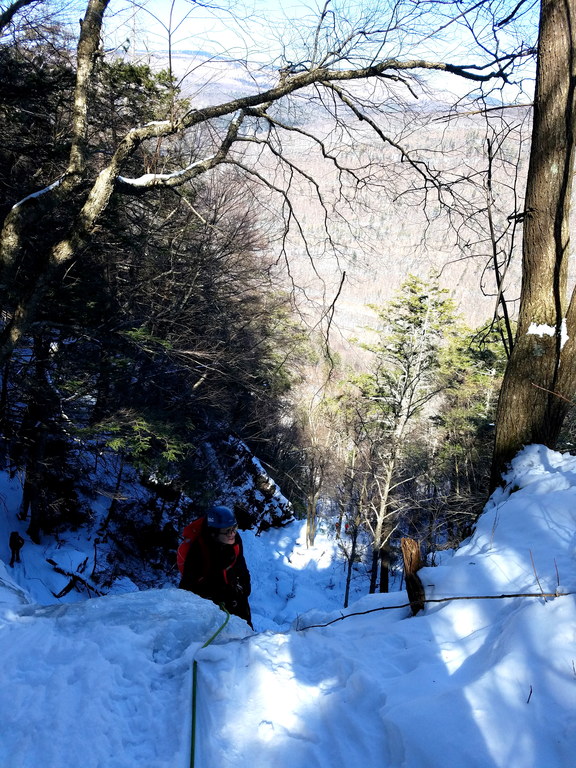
216;436;294;532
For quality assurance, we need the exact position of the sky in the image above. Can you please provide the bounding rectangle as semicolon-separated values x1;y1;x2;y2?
1;442;575;767
104;0;326;60
98;0;536;111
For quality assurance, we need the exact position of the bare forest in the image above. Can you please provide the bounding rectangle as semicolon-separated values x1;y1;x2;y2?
162;49;531;344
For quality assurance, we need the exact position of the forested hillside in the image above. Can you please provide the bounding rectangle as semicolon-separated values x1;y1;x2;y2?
1;0;575;601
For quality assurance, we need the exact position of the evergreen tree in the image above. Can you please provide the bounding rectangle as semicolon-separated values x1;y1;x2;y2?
400;324;506;558
0;31;306;543
352;274;460;592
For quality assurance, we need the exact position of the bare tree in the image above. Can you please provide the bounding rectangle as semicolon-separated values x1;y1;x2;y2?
0;0;533;364
0;0;43;29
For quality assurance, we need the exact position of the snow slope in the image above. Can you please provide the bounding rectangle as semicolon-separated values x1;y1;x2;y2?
1;444;575;767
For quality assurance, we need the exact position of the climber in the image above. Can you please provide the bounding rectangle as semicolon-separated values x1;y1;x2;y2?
179;505;252;628
9;530;24;567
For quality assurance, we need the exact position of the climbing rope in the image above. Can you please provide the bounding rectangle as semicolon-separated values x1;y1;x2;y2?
295;590;575;631
189;606;230;768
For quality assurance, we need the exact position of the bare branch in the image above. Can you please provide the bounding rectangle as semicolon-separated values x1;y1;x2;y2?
0;0;41;33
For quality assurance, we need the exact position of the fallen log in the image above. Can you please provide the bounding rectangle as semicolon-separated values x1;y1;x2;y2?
46;557;102;598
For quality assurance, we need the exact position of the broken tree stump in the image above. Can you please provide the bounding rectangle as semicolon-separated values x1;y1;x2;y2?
401;537;425;615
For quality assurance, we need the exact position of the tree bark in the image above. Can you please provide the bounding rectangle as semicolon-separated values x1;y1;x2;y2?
491;0;576;489
343;523;358;609
378;543;390;593
401;537;425;615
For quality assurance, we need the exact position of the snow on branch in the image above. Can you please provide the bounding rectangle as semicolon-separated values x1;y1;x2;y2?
116;110;245;190
11;177;64;210
117;155;217;188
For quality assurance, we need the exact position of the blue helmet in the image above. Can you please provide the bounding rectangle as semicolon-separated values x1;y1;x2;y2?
206;504;236;529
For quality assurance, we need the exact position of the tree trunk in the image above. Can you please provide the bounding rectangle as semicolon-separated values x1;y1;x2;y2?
343;523;358;609
0;0;113;365
369;540;391;593
98;454;125;537
379;543;390;593
491;0;576;489
401;537;425;615
0;357;11;447
369;547;378;593
306;488;319;547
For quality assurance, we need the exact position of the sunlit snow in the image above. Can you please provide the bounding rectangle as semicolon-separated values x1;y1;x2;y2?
1;444;575;767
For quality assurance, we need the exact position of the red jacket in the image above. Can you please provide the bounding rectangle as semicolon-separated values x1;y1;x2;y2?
179;528;252;626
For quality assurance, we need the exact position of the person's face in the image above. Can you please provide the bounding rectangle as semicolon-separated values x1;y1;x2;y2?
217;525;237;545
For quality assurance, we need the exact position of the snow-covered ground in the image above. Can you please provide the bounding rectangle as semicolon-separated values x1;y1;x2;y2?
1;443;575;767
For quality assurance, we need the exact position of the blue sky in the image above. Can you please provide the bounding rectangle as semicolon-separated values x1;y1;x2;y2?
102;0;536;105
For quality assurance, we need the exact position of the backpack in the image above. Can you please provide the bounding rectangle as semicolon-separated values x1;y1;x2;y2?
177;516;206;575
